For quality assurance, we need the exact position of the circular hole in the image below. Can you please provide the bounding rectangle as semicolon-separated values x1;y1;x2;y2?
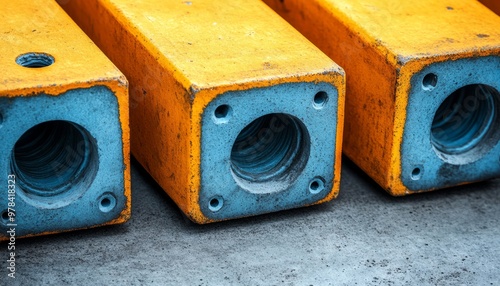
422;73;438;90
16;53;55;68
411;168;421;180
230;113;310;194
208;197;223;212
310;181;320;190
99;194;117;213
101;198;111;207
309;177;325;194
313;91;329;109
1;210;9;223
431;84;500;164
11;120;98;199
213;104;232;123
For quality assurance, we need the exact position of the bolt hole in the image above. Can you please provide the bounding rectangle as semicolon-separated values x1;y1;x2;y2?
99;194;117;213
208;197;223;212
309;177;325;194
313;91;329;109
1;210;9;223
411;168;422;181
213;104;232;124
16;53;55;68
422;73;438;90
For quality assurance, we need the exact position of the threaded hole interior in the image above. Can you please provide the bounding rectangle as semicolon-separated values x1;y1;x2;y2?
431;84;500;164
11;120;98;198
230;114;310;193
16;53;54;68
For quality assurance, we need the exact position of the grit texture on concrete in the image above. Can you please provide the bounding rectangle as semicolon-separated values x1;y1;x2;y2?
3;158;500;285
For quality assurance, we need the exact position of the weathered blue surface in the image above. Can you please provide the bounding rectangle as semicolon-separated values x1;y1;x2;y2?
200;82;339;219
402;56;500;192
0;86;125;237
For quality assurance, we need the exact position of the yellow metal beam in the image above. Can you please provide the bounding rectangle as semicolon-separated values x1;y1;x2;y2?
264;0;500;195
59;0;345;222
0;0;130;240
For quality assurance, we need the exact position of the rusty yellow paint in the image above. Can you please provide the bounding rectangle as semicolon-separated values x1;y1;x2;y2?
0;0;130;240
480;0;500;14
264;0;500;195
59;0;345;223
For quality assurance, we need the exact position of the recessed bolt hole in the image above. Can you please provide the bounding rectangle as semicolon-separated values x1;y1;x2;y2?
411;168;422;181
208;197;223;212
313;91;329;109
16;53;55;68
422;73;438;90
309;177;325;194
213;104;232;124
99;194;117;213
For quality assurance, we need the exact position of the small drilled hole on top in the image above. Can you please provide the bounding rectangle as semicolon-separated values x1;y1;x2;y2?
313;91;329;109
422;73;438;90
16;53;55;68
411;168;422;180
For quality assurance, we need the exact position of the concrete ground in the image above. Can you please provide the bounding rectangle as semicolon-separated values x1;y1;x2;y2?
5;157;500;285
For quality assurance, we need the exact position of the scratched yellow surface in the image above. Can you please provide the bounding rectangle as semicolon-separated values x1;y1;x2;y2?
59;0;346;223
0;0;130;239
264;0;500;195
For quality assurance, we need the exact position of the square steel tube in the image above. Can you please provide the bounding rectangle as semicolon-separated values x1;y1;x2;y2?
59;0;345;222
264;0;500;195
0;0;130;240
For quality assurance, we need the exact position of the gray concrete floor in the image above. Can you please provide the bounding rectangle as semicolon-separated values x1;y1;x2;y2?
4;157;500;285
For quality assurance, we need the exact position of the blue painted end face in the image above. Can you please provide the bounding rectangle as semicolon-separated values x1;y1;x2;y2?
402;56;500;192
0;86;125;237
200;82;339;220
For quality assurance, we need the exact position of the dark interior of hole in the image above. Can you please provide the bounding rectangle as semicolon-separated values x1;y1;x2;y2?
310;181;320;190
1;211;9;221
210;199;220;208
215;105;229;119
16;54;54;68
101;198;111;207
